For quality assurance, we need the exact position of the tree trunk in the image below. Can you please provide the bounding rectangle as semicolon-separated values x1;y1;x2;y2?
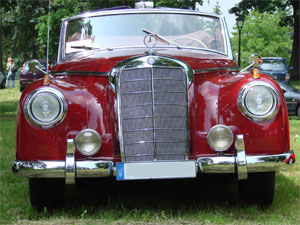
290;0;300;81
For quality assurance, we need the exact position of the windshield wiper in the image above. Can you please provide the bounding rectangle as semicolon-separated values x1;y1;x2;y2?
142;29;182;49
70;45;114;51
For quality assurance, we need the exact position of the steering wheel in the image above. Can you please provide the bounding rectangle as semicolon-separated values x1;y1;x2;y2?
171;37;208;48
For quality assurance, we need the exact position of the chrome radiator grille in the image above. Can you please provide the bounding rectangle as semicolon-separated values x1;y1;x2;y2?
119;67;188;162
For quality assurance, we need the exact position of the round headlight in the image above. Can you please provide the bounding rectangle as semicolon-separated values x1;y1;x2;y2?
207;125;233;152
75;129;102;156
25;88;67;128
238;81;279;121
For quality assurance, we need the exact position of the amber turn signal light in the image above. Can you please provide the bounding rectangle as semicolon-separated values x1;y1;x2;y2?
43;74;51;85
252;68;261;79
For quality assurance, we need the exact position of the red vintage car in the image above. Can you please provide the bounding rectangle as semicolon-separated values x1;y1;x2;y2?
12;6;295;207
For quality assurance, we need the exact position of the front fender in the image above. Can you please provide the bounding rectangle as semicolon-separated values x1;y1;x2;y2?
190;71;289;158
16;78;88;161
218;73;290;155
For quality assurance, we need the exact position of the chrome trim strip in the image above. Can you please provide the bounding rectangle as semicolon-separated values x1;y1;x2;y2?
52;71;109;76
150;61;157;160
235;135;247;180
65;139;75;184
220;16;233;59
121;91;153;95
125;152;187;157
123;128;186;132
122;116;186;120
12;160;114;178
64;9;223;24
116;63;125;162
193;67;239;74
124;141;187;145
121;103;152;107
121;91;186;95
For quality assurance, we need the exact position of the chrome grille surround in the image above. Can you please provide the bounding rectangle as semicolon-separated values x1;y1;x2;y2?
110;56;192;162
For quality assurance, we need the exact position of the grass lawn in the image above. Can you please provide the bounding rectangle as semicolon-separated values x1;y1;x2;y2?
0;82;299;225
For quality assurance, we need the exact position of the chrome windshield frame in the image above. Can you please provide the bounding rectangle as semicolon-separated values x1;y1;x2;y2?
57;9;233;63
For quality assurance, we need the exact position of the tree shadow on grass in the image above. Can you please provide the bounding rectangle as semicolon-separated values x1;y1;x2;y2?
59;172;299;215
0;101;19;121
63;175;238;211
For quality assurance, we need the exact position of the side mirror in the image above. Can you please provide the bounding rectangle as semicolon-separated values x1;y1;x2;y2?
249;54;262;67
28;60;46;74
240;54;262;73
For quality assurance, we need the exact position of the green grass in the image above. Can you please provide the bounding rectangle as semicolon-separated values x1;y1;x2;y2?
0;83;299;225
290;80;300;90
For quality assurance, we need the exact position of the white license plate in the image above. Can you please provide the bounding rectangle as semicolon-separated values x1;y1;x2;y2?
116;161;196;180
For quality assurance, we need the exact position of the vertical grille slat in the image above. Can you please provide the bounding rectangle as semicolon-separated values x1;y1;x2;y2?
119;67;188;162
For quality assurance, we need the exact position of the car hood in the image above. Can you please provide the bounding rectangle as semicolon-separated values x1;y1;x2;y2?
291;90;300;100
53;48;237;74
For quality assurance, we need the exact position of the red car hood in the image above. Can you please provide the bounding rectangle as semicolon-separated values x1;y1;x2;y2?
53;48;236;73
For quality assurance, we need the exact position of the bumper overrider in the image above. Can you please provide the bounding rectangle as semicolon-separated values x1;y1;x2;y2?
12;135;295;184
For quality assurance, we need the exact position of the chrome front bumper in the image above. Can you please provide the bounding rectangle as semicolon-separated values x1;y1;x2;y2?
197;135;295;180
12;135;295;184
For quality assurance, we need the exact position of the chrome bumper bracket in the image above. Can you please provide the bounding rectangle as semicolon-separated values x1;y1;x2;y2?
65;139;76;184
235;134;247;180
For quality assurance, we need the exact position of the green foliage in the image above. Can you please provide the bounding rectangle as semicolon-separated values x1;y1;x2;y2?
1;0;48;68
212;0;222;15
35;0;85;61
229;0;297;27
231;10;293;68
229;0;299;80
154;0;203;9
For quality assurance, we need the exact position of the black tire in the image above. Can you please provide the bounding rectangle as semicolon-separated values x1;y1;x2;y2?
238;172;275;205
29;178;65;209
20;86;24;92
297;106;300;118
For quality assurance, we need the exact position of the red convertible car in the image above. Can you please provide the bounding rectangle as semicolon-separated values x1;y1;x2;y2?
12;6;295;207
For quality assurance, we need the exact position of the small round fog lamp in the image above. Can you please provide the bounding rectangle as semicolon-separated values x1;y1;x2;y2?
207;125;233;152
75;129;102;156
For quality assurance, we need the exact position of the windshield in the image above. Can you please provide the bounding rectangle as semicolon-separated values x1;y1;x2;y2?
259;60;286;72
65;13;225;55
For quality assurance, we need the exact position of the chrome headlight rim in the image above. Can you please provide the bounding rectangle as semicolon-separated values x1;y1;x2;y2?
238;81;280;121
24;87;68;129
207;125;234;152
75;129;102;156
